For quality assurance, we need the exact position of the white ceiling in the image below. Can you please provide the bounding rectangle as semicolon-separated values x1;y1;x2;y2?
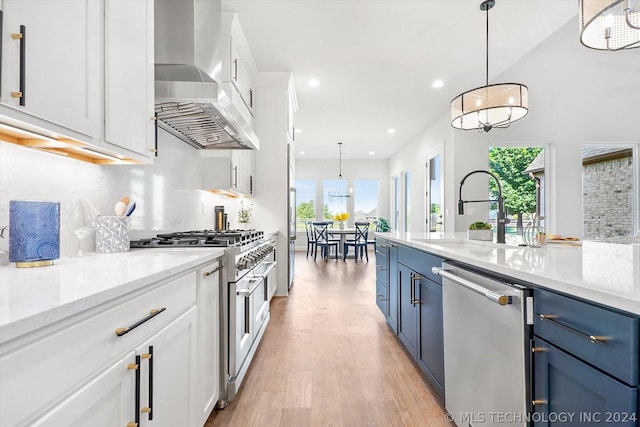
222;0;578;160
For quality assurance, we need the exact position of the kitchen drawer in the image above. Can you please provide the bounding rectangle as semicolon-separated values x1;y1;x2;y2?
0;271;196;427
398;245;443;285
534;289;639;385
375;238;390;257
376;279;388;317
375;254;388;283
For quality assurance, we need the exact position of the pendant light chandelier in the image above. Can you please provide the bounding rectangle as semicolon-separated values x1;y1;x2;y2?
579;0;640;50
328;142;350;199
451;0;529;132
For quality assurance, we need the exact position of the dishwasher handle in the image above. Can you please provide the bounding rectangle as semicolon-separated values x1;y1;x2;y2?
432;267;512;306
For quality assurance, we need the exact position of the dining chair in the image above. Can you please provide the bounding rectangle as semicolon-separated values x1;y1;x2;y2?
304;221;317;258
343;222;369;262
312;222;338;261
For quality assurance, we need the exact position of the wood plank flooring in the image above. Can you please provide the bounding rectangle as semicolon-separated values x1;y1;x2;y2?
205;250;451;427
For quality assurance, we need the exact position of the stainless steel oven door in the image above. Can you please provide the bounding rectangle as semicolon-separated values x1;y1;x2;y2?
251;257;276;336
230;274;262;377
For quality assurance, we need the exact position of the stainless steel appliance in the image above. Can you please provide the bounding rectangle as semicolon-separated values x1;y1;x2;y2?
433;262;533;427
154;0;259;150
131;229;276;407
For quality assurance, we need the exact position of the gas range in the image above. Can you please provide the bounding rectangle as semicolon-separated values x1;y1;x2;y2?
130;229;264;250
130;229;271;281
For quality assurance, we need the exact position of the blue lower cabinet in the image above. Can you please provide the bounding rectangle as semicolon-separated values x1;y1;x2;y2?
397;263;418;356
533;337;638;426
397;261;445;400
418;278;444;399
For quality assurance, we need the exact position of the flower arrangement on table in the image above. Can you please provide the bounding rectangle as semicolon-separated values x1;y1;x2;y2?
238;201;253;224
333;212;349;229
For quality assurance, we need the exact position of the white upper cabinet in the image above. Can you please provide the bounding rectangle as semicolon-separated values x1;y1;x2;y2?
0;0;102;138
0;0;154;164
221;13;257;119
104;0;155;159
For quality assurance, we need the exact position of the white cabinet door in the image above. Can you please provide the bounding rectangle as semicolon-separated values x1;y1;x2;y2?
230;38;243;94
137;307;197;427
31;352;136;427
104;0;154;159
196;262;221;425
1;0;101;138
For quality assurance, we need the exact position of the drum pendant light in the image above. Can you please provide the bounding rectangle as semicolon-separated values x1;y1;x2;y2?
450;0;529;132
579;0;640;50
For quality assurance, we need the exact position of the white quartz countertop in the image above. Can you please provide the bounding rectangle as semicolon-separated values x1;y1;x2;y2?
377;232;640;316
0;248;224;344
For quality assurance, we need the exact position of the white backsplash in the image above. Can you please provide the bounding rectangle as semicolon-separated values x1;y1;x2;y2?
0;131;246;257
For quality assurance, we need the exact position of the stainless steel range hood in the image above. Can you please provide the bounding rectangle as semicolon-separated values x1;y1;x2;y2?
154;0;259;150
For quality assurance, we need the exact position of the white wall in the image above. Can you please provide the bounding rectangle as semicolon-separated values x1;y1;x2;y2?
0;130;244;257
390;18;640;238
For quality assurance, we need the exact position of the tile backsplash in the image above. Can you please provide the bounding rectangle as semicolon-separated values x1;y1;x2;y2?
0;131;244;257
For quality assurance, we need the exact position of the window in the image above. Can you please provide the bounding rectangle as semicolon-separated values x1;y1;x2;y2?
295;179;315;231
353;180;379;227
428;155;443;232
488;146;546;235
392;176;399;231
404;171;411;232
582;144;639;239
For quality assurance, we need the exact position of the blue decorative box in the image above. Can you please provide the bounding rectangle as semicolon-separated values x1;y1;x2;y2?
9;200;60;267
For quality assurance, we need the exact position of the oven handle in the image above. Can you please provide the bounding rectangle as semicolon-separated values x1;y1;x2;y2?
236;276;264;297
259;261;277;277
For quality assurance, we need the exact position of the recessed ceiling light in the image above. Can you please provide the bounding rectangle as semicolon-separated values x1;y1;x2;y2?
369;151;375;155
299;151;305;155
432;79;444;89
387;128;396;134
308;78;320;87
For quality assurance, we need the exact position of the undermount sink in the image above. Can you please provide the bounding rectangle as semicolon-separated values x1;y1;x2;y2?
411;238;523;250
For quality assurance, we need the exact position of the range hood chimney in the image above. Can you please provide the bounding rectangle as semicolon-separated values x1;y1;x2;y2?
154;0;259;150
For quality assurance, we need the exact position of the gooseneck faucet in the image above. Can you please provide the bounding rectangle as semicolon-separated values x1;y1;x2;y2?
458;170;507;244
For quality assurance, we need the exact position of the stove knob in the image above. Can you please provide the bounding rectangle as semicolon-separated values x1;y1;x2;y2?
236;257;248;270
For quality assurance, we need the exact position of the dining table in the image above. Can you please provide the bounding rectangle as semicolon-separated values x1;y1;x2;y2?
328;228;356;258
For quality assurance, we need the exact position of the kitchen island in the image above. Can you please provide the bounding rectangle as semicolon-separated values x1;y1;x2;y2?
377;231;640;315
376;232;639;426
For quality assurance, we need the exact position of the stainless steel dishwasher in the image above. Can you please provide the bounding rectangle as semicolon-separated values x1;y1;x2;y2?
433;262;533;427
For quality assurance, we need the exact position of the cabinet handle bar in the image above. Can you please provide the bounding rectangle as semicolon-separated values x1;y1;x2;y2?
203;265;222;277
537;314;608;345
115;308;166;336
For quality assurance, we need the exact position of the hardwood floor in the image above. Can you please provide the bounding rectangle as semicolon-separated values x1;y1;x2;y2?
205;250;451;427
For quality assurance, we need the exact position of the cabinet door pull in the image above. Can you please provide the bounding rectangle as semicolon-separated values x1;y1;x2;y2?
130;355;141;426
376;265;387;270
203;265;222;277
12;25;26;105
537;314;608;345
410;273;423;306
233;59;238;81
376;294;388;301
233;165;238;188
250;175;253;194
145;346;154;420
115;308;166;336
249;88;253;108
